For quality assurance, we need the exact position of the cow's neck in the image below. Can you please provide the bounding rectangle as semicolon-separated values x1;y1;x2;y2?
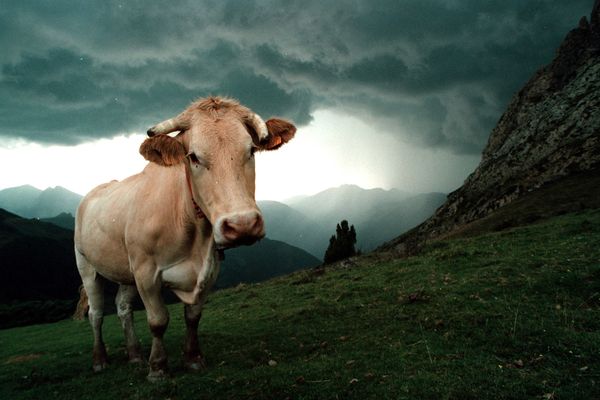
170;164;220;305
179;165;225;260
174;163;207;227
184;163;205;220
177;163;220;256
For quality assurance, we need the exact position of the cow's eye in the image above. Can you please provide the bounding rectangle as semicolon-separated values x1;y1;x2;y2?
187;153;208;170
188;153;200;164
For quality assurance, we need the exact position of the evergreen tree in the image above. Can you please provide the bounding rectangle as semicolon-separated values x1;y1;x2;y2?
323;220;357;264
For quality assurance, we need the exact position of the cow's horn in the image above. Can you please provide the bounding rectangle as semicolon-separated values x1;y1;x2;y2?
248;113;269;142
147;114;188;137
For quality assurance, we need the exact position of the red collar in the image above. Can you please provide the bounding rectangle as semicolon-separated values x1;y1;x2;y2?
184;165;205;219
184;164;222;260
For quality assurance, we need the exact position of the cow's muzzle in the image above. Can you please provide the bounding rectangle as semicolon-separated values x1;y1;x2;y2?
214;211;265;248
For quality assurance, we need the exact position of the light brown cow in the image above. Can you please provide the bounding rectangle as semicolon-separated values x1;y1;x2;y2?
74;97;296;380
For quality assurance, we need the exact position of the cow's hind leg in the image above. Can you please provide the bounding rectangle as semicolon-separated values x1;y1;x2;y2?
76;252;108;372
116;284;143;363
183;303;206;371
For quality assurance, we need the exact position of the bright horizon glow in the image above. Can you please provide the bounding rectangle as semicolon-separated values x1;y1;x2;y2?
0;109;480;201
0;135;148;197
254;109;480;200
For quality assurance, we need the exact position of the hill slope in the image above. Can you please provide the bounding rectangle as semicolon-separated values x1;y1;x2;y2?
0;208;80;327
258;200;323;257
1;209;599;399
40;212;76;230
0;208;79;302
382;3;600;255
360;192;447;250
218;238;320;288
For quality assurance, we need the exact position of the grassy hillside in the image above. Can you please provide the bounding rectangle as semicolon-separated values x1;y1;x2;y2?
379;169;600;255
1;209;599;399
443;169;600;240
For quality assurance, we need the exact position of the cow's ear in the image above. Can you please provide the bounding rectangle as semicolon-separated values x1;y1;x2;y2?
259;118;297;151
139;135;186;166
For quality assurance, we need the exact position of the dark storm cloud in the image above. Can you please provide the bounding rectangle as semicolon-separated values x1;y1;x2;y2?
0;0;593;151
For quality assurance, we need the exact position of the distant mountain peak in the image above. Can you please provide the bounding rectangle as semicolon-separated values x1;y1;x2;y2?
337;184;363;189
2;184;41;192
305;184;406;198
42;186;81;195
0;184;83;218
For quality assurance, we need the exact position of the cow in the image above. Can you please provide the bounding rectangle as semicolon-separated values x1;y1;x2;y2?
73;97;296;380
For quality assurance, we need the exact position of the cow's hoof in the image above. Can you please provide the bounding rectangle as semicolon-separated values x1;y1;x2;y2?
128;356;144;364
185;360;207;371
184;354;207;371
127;345;143;364
147;369;168;382
92;362;108;372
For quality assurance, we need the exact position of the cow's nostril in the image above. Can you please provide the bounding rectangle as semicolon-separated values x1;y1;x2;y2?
218;212;265;246
253;214;264;230
221;220;237;237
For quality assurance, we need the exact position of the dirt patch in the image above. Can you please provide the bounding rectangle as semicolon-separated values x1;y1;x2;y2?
4;353;43;364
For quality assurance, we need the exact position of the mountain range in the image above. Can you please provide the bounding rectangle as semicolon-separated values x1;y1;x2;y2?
0;183;446;259
261;186;445;256
0;185;82;219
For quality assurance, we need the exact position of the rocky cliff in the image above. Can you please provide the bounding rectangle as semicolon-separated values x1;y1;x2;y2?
382;1;600;255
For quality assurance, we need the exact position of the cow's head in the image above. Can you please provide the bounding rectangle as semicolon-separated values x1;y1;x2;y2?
139;97;296;249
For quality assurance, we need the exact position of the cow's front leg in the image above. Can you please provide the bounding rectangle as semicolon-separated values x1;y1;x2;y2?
134;268;170;381
183;303;206;371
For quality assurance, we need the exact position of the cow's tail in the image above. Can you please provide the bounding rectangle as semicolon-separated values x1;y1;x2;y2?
73;285;89;320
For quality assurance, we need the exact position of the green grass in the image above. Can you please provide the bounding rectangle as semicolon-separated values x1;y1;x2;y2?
2;210;600;399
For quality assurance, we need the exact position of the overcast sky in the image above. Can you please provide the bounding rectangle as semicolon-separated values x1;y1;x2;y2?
0;1;592;200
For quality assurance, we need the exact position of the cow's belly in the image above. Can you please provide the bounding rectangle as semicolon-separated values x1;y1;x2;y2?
79;232;134;284
97;262;135;285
